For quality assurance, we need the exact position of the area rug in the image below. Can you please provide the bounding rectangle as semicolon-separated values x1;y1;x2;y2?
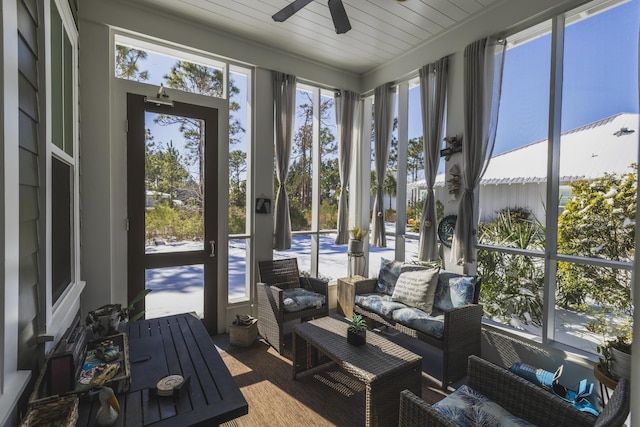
214;331;448;427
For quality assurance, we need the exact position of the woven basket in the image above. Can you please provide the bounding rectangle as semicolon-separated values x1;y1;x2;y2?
21;395;79;427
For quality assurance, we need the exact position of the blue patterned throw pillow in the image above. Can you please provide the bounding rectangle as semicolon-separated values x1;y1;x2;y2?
376;258;403;295
433;271;477;312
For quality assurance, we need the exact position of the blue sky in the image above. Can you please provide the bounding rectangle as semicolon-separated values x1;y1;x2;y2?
407;0;639;156
492;0;639;155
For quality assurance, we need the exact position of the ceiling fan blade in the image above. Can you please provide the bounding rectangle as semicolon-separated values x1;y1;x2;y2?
272;0;315;22
327;0;351;34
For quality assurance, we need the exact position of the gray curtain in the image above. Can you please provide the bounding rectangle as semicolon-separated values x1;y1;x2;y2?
453;37;506;264
273;72;297;250
418;57;449;261
334;89;360;245
371;83;396;247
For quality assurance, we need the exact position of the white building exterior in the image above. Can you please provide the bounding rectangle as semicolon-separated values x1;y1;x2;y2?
410;113;639;224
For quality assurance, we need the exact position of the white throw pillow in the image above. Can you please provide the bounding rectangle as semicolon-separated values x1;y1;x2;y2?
391;267;440;313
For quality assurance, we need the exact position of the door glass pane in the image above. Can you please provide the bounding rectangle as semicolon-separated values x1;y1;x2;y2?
229;238;249;301
145;265;203;319
145;111;204;253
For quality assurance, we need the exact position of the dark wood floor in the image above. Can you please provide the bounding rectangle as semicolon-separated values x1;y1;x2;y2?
214;328;451;427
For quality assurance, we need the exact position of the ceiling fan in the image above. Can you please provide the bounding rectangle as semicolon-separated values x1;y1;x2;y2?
272;0;352;34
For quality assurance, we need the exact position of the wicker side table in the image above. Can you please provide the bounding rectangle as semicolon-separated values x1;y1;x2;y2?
337;276;365;318
229;318;258;347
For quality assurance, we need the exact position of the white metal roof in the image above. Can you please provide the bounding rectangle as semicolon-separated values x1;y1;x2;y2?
409;112;639;189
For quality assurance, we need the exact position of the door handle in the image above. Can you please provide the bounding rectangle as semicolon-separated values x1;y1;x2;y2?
209;240;216;257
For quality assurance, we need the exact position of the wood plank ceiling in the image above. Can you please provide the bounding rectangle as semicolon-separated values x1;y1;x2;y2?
128;0;499;75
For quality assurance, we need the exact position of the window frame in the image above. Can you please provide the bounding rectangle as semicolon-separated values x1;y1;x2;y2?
476;0;636;353
40;0;84;345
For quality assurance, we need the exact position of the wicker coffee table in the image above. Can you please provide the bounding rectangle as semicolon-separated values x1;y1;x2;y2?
292;315;422;427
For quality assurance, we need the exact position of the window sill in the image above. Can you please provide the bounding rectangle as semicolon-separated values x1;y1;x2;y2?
481;318;598;367
0;371;31;427
43;281;86;352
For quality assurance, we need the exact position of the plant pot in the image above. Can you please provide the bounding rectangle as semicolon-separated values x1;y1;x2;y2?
347;329;366;346
610;347;631;379
86;304;124;338
348;239;364;254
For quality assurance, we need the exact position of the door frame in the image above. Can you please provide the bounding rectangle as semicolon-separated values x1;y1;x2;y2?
123;90;229;334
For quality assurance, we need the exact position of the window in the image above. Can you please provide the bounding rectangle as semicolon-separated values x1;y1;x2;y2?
477;0;638;354
49;0;78;306
228;66;252;302
274;83;345;281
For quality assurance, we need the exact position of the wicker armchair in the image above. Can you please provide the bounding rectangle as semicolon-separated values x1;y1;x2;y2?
399;355;630;427
256;258;329;354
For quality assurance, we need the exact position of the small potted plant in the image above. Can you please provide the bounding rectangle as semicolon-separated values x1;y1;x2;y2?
598;335;632;380
347;314;367;346
348;227;368;253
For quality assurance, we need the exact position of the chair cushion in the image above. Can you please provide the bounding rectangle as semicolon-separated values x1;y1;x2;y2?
376;258;403;295
390;267;440;312
282;288;326;313
355;293;407;318
391;307;445;339
433;271;478;312
432;384;536;427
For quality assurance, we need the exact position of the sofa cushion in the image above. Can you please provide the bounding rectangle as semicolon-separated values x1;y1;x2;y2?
376;258;404;295
391;307;445;339
390;267;440;312
282;288;326;313
433;271;478;312
355;293;407;318
432;384;536;427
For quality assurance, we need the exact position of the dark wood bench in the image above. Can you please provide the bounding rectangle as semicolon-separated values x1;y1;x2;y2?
77;313;247;426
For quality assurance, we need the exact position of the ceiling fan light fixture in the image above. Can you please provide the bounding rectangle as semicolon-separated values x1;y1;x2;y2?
272;0;352;34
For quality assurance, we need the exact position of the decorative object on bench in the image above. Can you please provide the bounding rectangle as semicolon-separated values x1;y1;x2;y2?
398;355;630;427
257;258;329;354
85;289;151;338
96;386;120;427
347;313;367;346
353;258;482;388
20;394;79;427
154;374;191;398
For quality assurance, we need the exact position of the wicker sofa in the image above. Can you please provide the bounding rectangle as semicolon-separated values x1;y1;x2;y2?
352;262;482;389
399;355;630;427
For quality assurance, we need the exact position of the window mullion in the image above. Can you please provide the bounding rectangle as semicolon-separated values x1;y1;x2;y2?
310;87;321;277
395;81;409;261
542;15;565;344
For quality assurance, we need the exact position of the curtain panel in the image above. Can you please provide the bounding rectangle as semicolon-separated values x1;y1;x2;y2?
418;56;449;261
453;37;506;264
335;89;361;245
273;72;297;250
371;83;396;247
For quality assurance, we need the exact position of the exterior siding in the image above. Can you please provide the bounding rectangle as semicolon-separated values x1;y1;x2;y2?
479;183;547;224
17;0;41;375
